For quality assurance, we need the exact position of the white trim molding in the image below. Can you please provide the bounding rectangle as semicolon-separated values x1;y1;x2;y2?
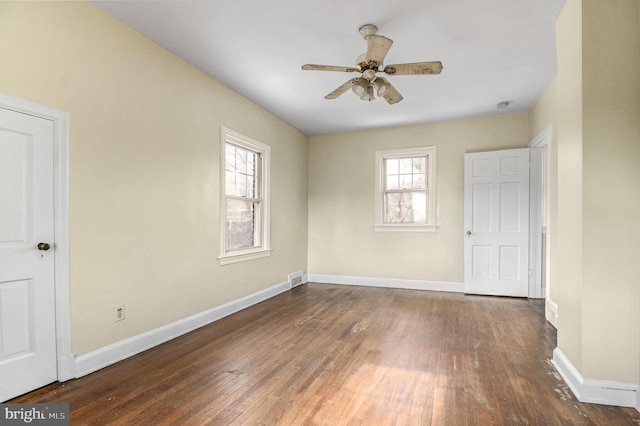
219;126;272;265
307;274;464;293
528;126;550;299
552;348;639;409
545;298;558;328
0;93;74;381
75;281;290;377
374;146;437;233
528;125;551;149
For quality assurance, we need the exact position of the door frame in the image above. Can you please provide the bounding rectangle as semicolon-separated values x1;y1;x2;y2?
0;93;74;381
528;126;550;299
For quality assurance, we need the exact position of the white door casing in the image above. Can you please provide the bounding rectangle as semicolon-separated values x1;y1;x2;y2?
464;148;530;297
528;126;551;300
0;93;75;402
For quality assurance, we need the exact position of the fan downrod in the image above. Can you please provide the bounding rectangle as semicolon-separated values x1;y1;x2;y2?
359;24;378;39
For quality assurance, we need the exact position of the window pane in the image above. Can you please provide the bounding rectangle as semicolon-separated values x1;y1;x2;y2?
386;156;428;190
235;173;247;197
399;158;413;173
247;152;257;175
413;174;426;189
386;158;399;175
246;176;256;198
225;170;236;195
226;199;258;251
411;192;427;222
225;143;261;199
385;192;409;223
386;175;399;190
385;191;428;223
400;174;412;189
225;145;236;172
235;147;247;173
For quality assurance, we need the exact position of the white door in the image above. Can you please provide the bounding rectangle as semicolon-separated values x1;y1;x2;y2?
0;107;57;401
464;148;529;297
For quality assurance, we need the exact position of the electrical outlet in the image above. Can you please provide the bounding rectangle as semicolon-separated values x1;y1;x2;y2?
113;304;125;322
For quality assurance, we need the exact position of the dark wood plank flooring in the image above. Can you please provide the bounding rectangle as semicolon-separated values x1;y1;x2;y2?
11;283;640;425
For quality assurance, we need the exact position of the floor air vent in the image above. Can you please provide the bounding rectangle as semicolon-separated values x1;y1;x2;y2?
288;270;304;288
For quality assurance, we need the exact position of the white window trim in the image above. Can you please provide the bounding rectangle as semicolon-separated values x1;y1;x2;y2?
374;146;437;232
219;127;272;265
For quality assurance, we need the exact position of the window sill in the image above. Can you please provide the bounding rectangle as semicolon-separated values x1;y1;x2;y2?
374;224;438;233
219;248;273;265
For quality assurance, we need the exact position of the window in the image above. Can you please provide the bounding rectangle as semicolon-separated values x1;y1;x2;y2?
219;127;271;265
374;146;437;232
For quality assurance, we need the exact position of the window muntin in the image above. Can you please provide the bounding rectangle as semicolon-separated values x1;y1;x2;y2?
220;128;271;264
375;147;437;232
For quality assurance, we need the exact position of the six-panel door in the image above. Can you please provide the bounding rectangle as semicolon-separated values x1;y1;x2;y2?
464;148;530;297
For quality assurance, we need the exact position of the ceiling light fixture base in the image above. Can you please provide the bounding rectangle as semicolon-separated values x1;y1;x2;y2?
359;24;378;39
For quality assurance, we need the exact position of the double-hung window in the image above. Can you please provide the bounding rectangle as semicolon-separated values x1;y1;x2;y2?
219;127;271;265
374;146;437;232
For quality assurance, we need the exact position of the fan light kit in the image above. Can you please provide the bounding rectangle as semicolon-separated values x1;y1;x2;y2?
302;24;443;104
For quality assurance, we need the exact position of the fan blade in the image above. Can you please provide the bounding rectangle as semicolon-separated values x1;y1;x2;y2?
379;80;403;105
383;61;443;75
302;64;359;73
365;35;393;65
324;80;353;100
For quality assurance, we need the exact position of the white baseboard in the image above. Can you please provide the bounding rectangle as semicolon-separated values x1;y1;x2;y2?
74;281;290;377
307;274;464;293
552;347;639;409
545;298;558;329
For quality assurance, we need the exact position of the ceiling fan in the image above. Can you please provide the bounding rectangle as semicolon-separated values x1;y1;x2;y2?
302;24;443;104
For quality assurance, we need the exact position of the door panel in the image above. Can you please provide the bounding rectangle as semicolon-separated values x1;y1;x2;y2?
1;280;33;359
472;184;492;231
464;148;529;297
500;182;521;232
0;108;56;401
472;245;492;278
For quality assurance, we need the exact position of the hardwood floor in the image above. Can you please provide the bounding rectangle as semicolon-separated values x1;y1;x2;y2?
11;283;640;425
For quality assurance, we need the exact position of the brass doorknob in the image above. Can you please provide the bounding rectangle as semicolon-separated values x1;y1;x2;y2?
466;231;472;236
37;242;51;251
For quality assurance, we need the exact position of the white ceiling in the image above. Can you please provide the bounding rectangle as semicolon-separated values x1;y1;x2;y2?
91;0;564;136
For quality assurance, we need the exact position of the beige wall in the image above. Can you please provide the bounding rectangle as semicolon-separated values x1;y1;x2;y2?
0;2;308;355
308;115;529;284
555;0;585;371
581;0;640;383
528;77;557;141
540;0;640;385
